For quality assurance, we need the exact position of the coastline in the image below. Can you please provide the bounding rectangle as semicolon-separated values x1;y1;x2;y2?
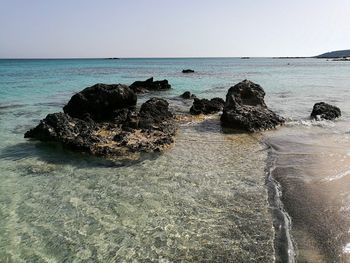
264;124;350;262
1;57;350;261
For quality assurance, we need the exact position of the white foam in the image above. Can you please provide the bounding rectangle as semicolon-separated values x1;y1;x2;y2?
343;243;350;254
286;119;335;128
324;169;350;182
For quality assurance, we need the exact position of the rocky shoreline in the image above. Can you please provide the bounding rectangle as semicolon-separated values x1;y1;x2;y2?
25;79;341;159
25;82;176;160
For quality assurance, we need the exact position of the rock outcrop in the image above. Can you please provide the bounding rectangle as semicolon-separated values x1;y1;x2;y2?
221;80;284;131
129;77;171;93
25;84;176;159
180;91;196;99
63;83;137;121
190;97;225;115
182;69;195;73
311;102;341;120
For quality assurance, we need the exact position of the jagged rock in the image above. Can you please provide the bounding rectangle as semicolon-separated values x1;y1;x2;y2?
24;112;98;152
311;102;341;120
25;84;177;159
180;91;196;99
129;77;171;93
221;80;284;132
190;97;225;115
182;69;195;73
63;83;137;121
139;98;172;126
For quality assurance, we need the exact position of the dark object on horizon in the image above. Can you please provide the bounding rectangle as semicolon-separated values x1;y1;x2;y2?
180;91;196;99
316;49;350;58
311;102;341;120
130;77;171;93
190;97;225;115
240;57;250;59
107;57;120;60
182;69;195;73
63;84;137;121
332;57;350;61
25;84;176;159
221;80;285;132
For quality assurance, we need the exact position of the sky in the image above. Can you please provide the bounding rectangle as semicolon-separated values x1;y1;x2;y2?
1;0;350;58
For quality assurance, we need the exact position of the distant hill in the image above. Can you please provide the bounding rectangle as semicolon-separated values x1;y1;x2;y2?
316;49;350;58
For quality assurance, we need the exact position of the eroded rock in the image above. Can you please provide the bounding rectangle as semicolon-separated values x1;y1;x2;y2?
63;83;137;121
129;77;171;93
180;91;196;99
182;69;195;73
190;97;225;115
311;102;341;120
25;85;176;159
221;80;284;132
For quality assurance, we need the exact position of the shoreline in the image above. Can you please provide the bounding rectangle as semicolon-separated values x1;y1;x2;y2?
265;143;296;263
1;57;349;261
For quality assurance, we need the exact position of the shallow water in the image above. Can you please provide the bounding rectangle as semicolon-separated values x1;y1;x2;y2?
0;118;274;262
1;58;350;262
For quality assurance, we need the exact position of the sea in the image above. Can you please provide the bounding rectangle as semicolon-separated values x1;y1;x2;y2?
0;58;349;262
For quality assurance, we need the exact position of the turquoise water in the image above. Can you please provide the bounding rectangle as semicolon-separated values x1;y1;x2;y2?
1;58;350;262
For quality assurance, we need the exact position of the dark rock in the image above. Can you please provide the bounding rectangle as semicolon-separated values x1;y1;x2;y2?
139;98;176;134
311;102;341;120
180;91;196;99
24;112;98;152
25;84;177;159
63;83;137;121
129;77;171;93
190;97;225;115
182;69;195;73
226;80;266;107
221;80;284;132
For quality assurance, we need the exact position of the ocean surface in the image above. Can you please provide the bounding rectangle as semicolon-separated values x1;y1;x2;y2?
0;58;350;262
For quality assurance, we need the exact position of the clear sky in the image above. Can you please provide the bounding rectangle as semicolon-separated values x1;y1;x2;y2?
1;0;350;58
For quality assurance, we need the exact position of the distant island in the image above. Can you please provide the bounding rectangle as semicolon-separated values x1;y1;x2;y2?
316;49;350;58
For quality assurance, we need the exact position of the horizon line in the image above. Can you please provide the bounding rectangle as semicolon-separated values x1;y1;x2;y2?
0;56;315;60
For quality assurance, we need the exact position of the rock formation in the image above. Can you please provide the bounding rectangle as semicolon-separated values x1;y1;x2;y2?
190;97;225;115
180;91;196;99
25;84;176;159
129;77;171;93
221;80;284;131
63;83;137;121
311;102;341;120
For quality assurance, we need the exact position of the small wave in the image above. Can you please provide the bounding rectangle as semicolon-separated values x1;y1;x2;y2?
33;101;65;107
285;118;336;128
343;243;350;254
323;169;350;182
0;103;26;110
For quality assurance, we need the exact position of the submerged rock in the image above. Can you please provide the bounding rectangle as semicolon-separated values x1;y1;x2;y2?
182;69;195;73
311;102;341;120
190;97;225;115
221;80;284;132
25;84;176;159
63;83;137;121
180;91;196;99
130;77;171;93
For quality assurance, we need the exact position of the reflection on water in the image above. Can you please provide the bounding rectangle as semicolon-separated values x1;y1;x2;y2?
0;118;274;262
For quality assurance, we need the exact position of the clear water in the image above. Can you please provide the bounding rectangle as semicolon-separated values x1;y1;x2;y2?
1;58;350;262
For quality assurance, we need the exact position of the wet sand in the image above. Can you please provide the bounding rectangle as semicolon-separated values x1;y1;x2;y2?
266;126;350;262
